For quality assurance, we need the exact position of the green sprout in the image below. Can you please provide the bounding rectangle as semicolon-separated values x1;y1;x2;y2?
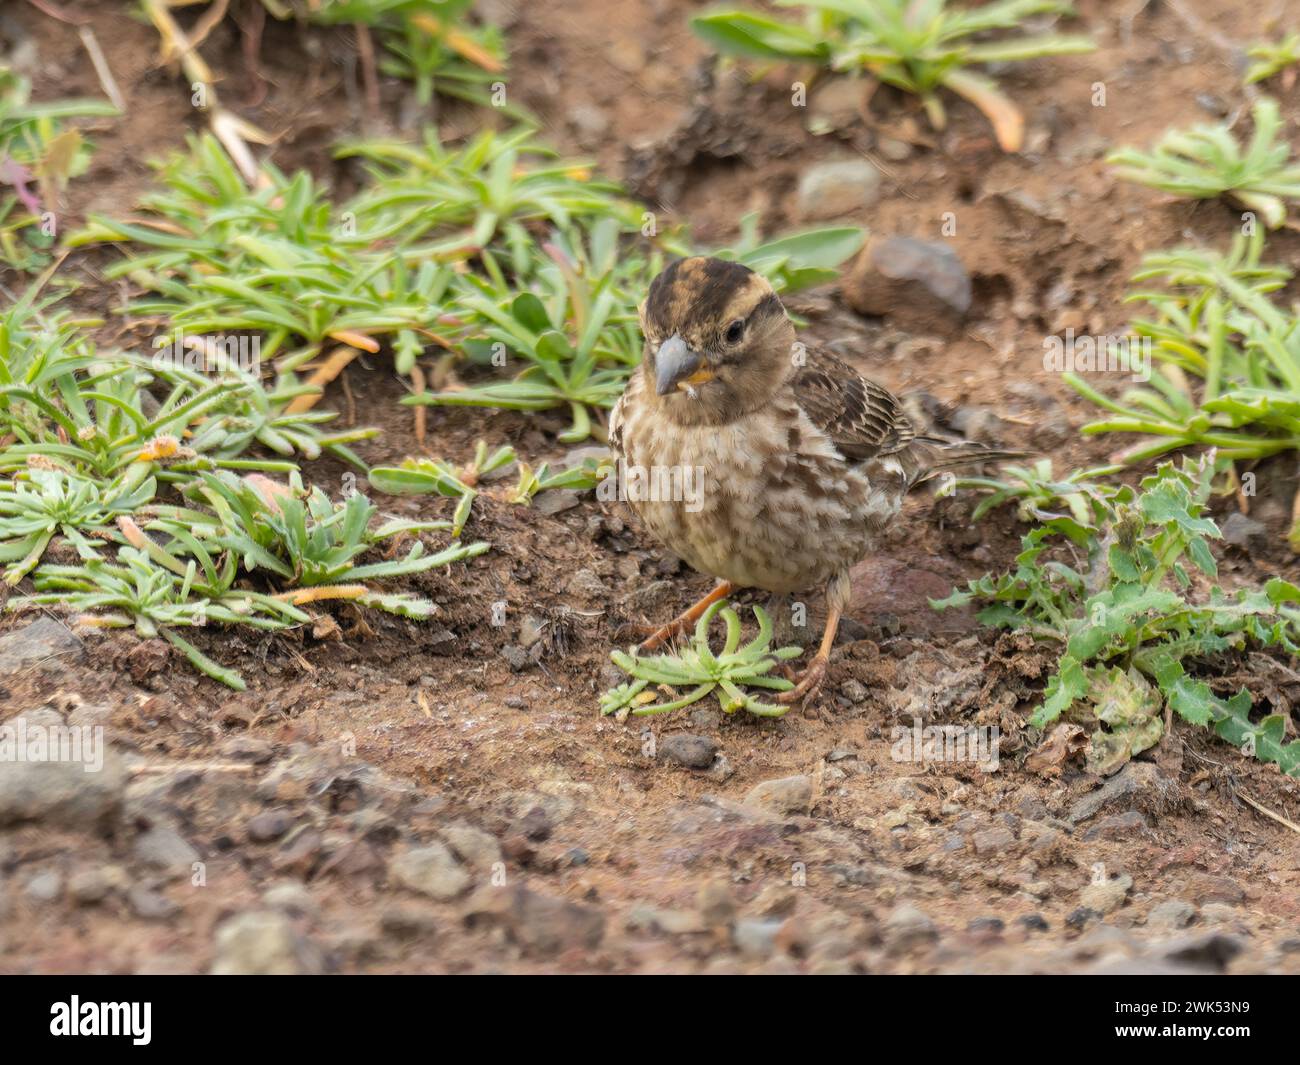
1108;97;1300;229
692;0;1094;151
369;439;515;538
148;470;487;605
601;601;801;718
1244;33;1300;86
0;468;154;584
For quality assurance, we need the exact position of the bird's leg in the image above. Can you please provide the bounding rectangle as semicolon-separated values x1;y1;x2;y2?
778;572;850;707
636;580;736;653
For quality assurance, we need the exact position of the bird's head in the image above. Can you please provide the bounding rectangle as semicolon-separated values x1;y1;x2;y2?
639;256;797;426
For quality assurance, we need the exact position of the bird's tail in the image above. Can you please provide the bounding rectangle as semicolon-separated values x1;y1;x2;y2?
906;437;1032;489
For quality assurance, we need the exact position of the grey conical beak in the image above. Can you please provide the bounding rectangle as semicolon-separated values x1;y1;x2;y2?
654;334;701;396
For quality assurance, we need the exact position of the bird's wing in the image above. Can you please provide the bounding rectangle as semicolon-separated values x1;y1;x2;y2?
791;347;916;462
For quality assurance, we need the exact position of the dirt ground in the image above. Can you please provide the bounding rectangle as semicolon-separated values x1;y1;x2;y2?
1;0;1299;974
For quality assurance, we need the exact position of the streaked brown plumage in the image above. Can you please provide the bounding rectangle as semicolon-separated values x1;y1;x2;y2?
609;256;1024;706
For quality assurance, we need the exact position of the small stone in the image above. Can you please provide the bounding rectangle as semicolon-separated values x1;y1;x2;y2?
534;490;581;516
247;809;294;843
441;822;503;873
795;158;882;222
0;617;83;673
1161;932;1244;971
1018;913;1050;932
1080;874;1133;915
876;136;913;161
210;910;323;975
566;568;608;599
261;881;317;917
24;870;62;902
1083;810;1149;841
68;866;125;905
696;880;736;929
733;918;783;959
842;235;971;332
0;710;126;830
967;916;1004;934
133;825;200;874
389;843;470;901
1066;907;1099;931
883;904;937;951
1220;512;1267;548
515;805;552;842
806;79;866;132
972;826;1016;855
501;644;529;672
839;679;868;704
743;775;813;816
659;733;718;769
128;885;179;920
1147;899;1197;931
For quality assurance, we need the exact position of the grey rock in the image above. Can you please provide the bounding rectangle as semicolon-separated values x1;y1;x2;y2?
0;618;83;673
133;825;199;874
972;826;1016;855
1220;512;1267;548
389;842;470;901
441;822;503;873
128;885;179;920
733;917;783;959
501;644;529;672
247;809;294;842
1161;932;1244;971
24;870;63;902
795;158;882;222
1067;762;1179;824
743;774;813;816
210;910;323;975
1080;874;1133;915
659;733;719;769
534;490;581;516
1147;898;1197;931
1083;810;1150;841
566;568;608;599
0;711;126;830
843;235;971;324
260;881;317;917
68;866;126;905
884;904;937;952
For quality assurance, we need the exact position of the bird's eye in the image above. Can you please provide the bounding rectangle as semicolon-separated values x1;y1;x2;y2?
724;319;745;344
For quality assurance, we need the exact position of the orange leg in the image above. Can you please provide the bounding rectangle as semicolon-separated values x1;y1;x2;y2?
637;581;736;653
776;601;841;705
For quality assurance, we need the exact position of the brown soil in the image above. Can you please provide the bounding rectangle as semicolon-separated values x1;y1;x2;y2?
1;0;1298;974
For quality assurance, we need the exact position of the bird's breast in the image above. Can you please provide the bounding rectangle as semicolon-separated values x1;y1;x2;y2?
614;398;903;593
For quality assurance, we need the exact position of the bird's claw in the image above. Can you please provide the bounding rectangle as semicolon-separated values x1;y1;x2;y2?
777;654;829;710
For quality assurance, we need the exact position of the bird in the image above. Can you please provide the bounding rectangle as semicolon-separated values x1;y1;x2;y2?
608;255;1026;707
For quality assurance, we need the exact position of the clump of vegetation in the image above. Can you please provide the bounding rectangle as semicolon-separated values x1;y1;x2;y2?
692;0;1094;151
0;71;117;272
1108;97;1300;229
1063;229;1300;548
601;601;801;718
935;458;1300;777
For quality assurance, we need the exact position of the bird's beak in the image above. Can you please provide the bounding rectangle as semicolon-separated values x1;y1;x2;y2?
654;334;714;396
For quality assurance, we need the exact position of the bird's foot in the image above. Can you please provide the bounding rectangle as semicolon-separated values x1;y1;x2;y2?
777;653;829;714
634;617;689;654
